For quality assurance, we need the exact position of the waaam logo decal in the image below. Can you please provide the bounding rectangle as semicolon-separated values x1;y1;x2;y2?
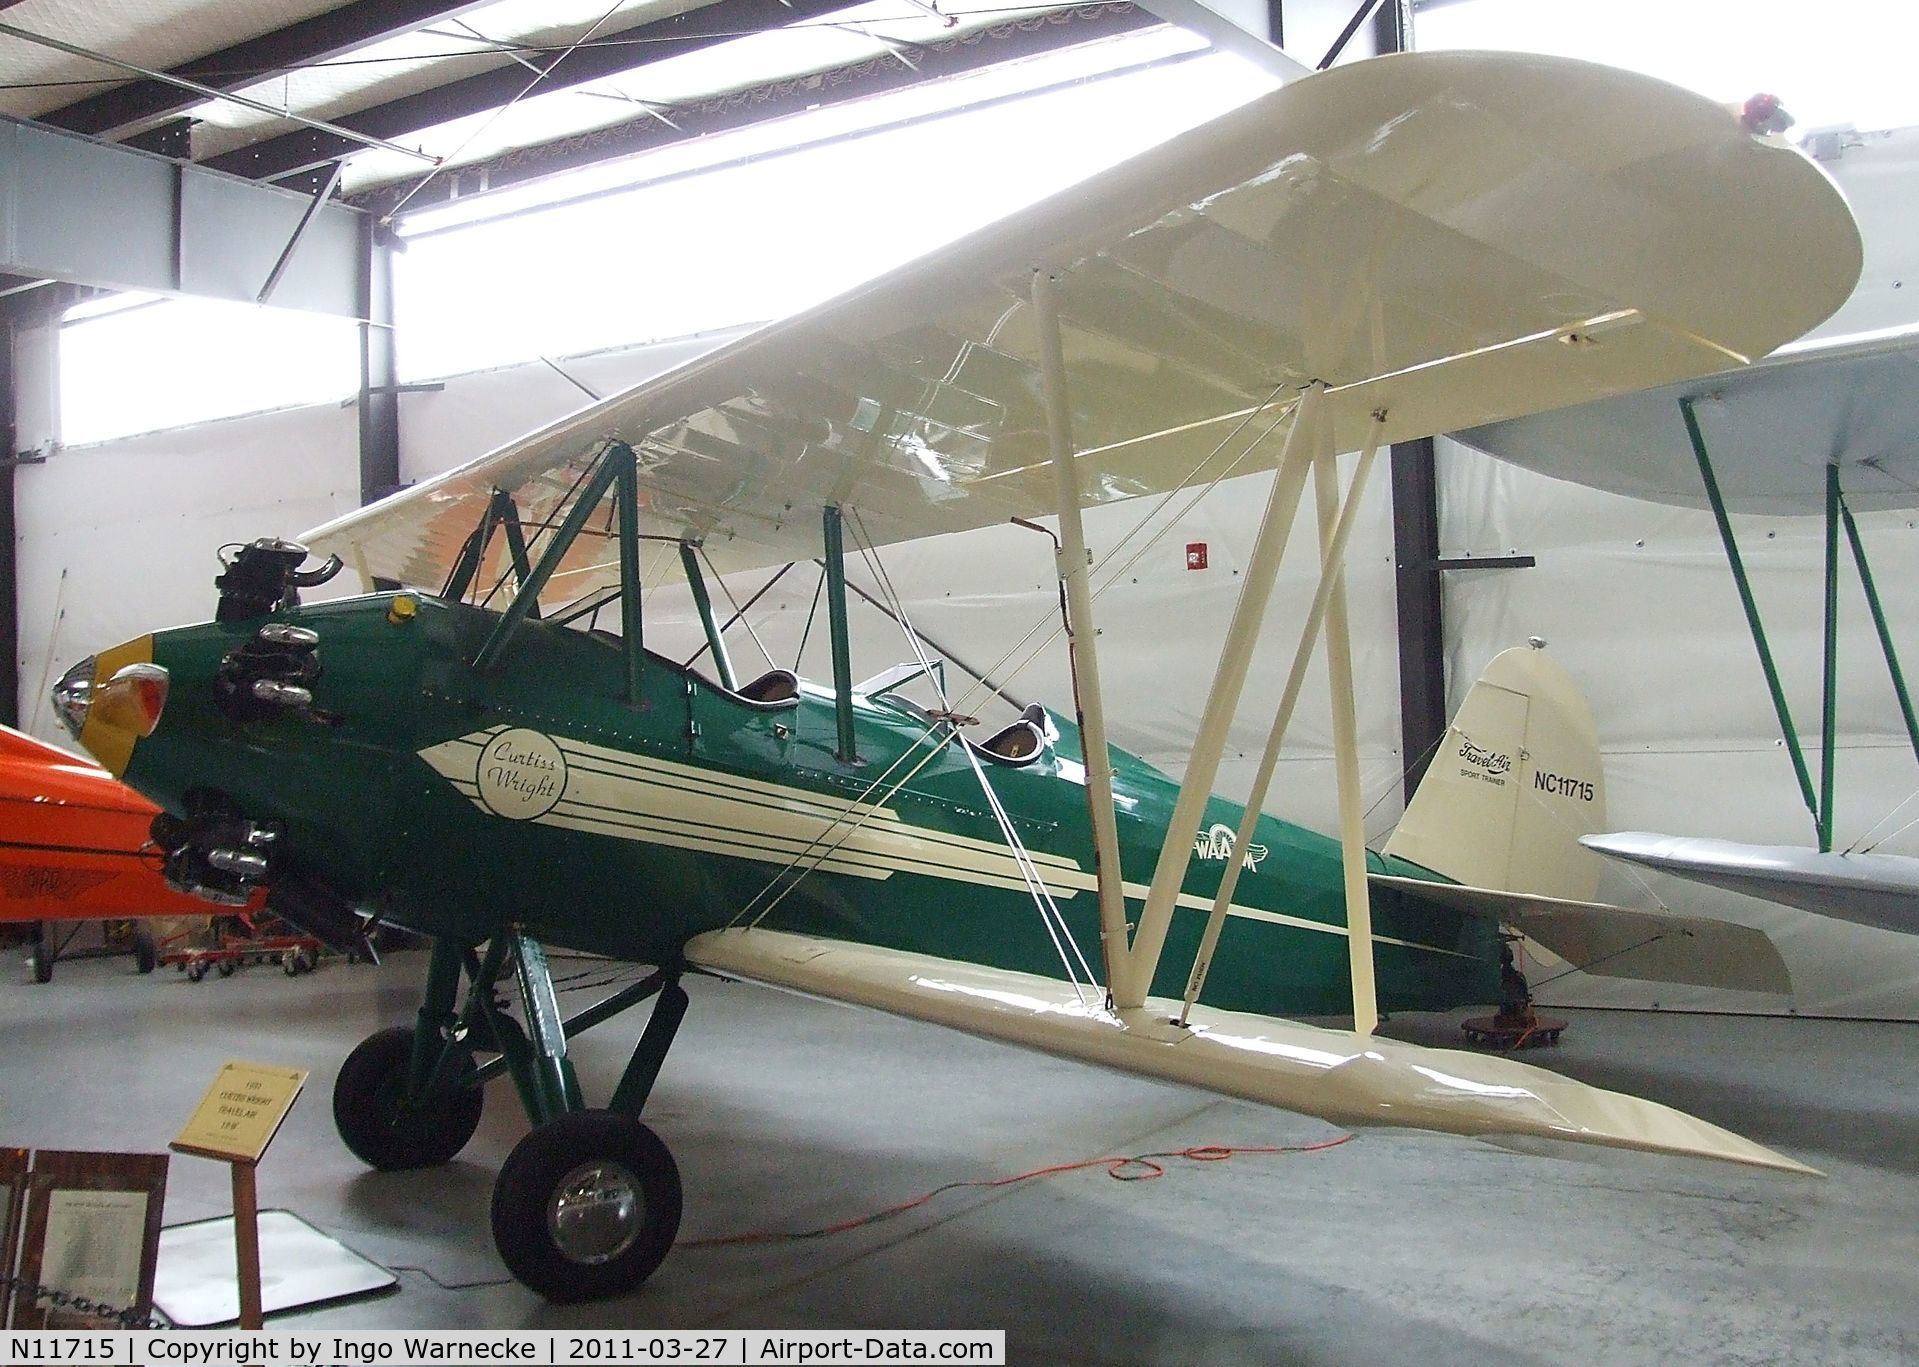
1457;737;1513;786
1193;822;1268;872
477;728;568;820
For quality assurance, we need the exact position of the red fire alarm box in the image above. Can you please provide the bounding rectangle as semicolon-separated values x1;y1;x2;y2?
1185;542;1208;570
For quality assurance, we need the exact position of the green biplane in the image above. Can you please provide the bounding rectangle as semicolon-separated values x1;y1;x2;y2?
52;50;1858;1302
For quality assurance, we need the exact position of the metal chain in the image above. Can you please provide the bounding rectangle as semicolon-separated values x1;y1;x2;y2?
0;1272;167;1329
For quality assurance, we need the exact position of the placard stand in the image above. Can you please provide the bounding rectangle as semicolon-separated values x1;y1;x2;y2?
170;1061;307;1332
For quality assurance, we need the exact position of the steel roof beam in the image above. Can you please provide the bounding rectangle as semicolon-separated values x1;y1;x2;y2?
358;4;1156;218
36;0;497;140
206;0;857;183
0;114;371;319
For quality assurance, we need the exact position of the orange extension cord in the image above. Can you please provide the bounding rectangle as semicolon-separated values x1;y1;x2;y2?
680;1134;1356;1248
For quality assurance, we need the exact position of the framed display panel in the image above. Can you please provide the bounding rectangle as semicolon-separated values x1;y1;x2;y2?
0;1147;26;1329
13;1150;168;1329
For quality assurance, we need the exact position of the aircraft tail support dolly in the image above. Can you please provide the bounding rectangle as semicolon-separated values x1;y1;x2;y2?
333;932;690;1302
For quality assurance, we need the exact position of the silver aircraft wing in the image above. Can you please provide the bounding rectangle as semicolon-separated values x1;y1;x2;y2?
1583;832;1919;936
1454;324;1919;514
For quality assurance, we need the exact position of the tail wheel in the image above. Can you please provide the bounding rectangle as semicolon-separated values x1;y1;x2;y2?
132;931;158;975
334;1025;483;1170
490;1110;681;1303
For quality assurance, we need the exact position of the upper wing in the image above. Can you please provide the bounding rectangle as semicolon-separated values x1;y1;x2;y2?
1584;831;1919;936
303;50;1859;597
1454;325;1919;514
685;927;1813;1174
1369;873;1792;994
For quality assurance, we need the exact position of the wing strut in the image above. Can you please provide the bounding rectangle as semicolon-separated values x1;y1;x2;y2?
1312;407;1380;1033
1032;268;1131;1003
1123;382;1325;1011
1178;407;1387;1025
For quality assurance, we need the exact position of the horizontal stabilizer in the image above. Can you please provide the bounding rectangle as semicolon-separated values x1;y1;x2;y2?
685;928;1813;1175
1369;874;1791;995
1583;832;1919;937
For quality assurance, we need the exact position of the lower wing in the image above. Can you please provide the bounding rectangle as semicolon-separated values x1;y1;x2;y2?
684;928;1812;1175
1370;874;1792;994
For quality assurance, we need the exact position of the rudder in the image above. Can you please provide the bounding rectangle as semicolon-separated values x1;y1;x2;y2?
1382;642;1607;902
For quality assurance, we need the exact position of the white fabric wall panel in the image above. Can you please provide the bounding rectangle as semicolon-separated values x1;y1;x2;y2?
14;401;360;744
1441;439;1919;1018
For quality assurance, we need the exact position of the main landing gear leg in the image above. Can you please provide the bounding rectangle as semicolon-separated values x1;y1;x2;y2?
487;933;687;1303
332;930;690;1301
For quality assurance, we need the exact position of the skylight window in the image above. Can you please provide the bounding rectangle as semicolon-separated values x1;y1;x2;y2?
1416;0;1919;133
58;296;361;446
392;29;1277;379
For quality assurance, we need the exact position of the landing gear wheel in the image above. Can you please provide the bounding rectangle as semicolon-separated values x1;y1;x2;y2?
186;961;208;983
217;958;237;977
334;1025;483;1170
29;925;51;984
283;951;301;976
296;947;319;974
490;1110;681;1303
132;931;158;975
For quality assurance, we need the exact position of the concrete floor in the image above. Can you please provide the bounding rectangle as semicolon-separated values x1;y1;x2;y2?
3;947;1916;1365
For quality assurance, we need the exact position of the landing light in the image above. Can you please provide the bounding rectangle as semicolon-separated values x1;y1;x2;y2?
94;663;170;738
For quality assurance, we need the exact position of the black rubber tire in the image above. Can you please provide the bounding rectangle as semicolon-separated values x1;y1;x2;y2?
132;931;158;975
334;1025;483;1171
29;926;51;984
186;961;207;983
490;1110;681;1304
217;958;237;977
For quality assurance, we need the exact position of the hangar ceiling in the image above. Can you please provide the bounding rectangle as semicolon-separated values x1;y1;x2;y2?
0;0;1157;216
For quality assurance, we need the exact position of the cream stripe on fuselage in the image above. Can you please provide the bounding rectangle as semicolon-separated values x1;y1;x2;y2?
419;728;1472;959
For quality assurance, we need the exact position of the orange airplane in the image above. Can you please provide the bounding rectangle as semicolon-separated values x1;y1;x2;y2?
0;695;235;981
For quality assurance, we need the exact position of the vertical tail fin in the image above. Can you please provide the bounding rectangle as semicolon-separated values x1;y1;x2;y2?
1382;642;1607;901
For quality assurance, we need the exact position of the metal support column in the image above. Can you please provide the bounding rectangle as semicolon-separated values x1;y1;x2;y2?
1820;463;1841;852
1127;383;1323;1008
357;220;400;512
1839;493;1919;767
0;317;15;728
1180;413;1386;1023
1031;270;1132;1004
1389;436;1444;802
822;505;859;763
408;938;466;1100
1312;424;1379;1033
1680;397;1822;839
473;444;628;671
510;931;579;1123
616;455;645;704
609;976;690;1117
681;543;737;691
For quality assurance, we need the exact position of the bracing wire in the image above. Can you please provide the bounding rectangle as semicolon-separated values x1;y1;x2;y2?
929;384;1303;726
851;512;1098;1002
700;546;780;672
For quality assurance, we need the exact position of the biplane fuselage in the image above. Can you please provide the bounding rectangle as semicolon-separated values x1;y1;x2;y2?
97;591;1497;1017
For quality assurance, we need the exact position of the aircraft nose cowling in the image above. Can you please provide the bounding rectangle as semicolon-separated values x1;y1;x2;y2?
51;636;160;777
